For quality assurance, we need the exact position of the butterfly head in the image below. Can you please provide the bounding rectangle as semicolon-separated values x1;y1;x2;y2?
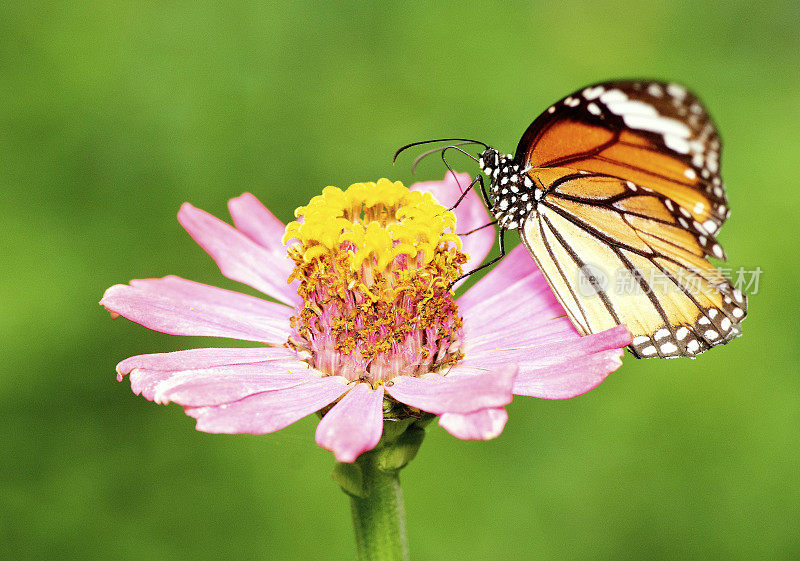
478;147;501;176
478;148;519;184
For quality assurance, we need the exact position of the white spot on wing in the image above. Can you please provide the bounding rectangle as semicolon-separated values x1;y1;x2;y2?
647;83;663;97
614;111;692;138
641;345;657;356
663;134;690;154
605;99;659;116
667;83;687;99
599;89;627;103
582;86;605;100
661;342;678;354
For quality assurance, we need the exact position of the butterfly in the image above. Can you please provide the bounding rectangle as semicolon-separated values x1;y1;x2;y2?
395;80;746;358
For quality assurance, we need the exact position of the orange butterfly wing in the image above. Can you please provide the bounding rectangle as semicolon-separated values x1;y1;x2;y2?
515;81;745;358
517;81;728;235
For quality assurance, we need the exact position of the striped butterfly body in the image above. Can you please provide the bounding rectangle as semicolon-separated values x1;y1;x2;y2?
475;80;746;358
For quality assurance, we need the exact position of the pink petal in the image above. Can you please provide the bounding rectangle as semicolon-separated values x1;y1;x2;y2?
150;362;322;406
315;383;385;462
465;316;577;354
462;323;631;368
185;375;350;434
117;347;297;377
178;203;296;306
116;346;300;396
461;325;631;399
510;348;625;399
455;244;631;400
384;366;516;414
228;193;290;252
438;407;508;440
460;282;570;356
228;193;300;305
100;276;292;344
456;245;555;317
411;172;495;274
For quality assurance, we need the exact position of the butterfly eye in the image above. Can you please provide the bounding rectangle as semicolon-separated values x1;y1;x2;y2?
479;148;498;170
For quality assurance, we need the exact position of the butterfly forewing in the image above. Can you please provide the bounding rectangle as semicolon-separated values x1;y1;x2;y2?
516;80;728;234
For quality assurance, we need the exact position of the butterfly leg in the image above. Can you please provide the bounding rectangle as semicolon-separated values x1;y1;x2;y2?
446;173;493;213
448;227;507;289
458;219;498;236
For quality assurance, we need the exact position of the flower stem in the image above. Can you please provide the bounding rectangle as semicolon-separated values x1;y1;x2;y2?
348;453;409;561
333;421;427;560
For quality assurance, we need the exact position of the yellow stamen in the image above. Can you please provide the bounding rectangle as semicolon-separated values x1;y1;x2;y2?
284;179;467;384
283;178;461;273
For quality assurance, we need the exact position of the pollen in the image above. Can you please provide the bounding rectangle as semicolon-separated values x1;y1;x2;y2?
284;179;467;385
283;179;461;272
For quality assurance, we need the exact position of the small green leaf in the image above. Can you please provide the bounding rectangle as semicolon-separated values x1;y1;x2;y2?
332;461;366;498
375;425;425;472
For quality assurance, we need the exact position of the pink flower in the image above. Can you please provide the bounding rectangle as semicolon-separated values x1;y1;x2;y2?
101;174;631;463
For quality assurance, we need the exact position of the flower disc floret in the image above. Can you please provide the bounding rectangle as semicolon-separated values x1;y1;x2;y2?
283;179;468;385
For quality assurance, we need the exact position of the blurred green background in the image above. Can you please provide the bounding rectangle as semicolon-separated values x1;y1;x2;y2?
2;1;798;559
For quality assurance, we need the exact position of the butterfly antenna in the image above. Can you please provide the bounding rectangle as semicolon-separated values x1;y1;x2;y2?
440;145;484;192
442;145;481;165
393;138;488;164
412;141;476;173
440;149;461;190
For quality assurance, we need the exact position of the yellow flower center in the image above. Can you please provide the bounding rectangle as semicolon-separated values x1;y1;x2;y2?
283;179;467;387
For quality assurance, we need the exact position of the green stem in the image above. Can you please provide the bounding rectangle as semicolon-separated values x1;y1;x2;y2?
348;453;409;561
333;420;427;561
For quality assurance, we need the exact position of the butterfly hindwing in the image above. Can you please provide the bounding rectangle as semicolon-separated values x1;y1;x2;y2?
521;167;745;358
